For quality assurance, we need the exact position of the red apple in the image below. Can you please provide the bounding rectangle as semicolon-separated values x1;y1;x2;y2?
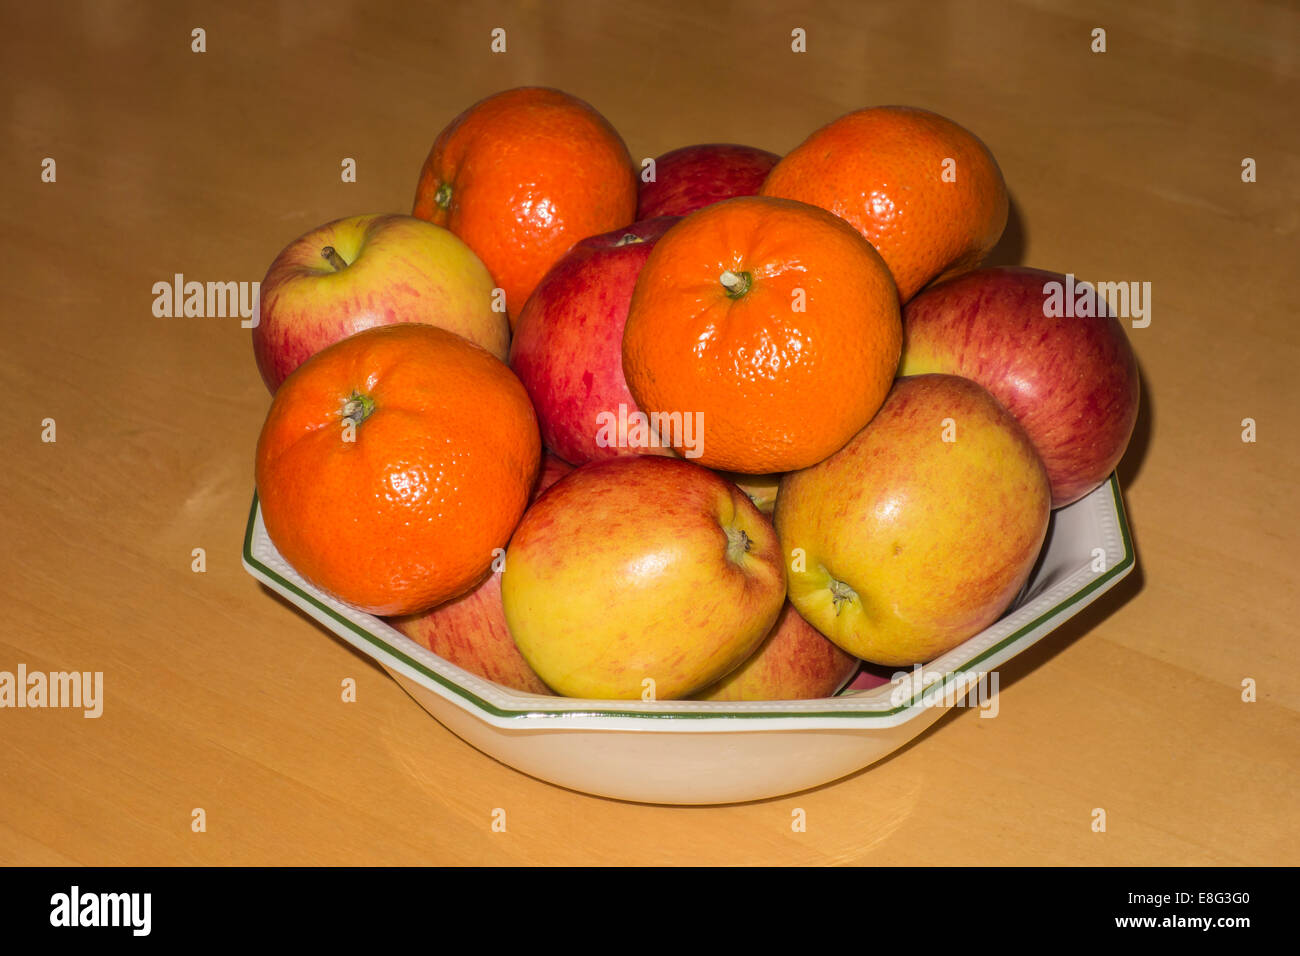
253;213;507;393
386;453;572;696
638;144;780;219
901;266;1140;507
501;456;787;699
693;602;859;701
844;662;893;692
509;216;680;466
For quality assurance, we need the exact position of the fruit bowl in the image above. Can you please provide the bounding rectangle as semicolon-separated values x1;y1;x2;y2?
242;474;1134;805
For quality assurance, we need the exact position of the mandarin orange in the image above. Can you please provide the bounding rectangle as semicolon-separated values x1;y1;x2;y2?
760;106;1008;302
255;323;541;616
621;196;902;474
412;87;637;326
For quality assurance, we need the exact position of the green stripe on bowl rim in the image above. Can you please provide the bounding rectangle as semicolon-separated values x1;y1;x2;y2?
242;473;1134;722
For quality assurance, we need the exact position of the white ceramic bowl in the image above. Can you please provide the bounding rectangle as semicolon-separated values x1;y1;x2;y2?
242;474;1134;805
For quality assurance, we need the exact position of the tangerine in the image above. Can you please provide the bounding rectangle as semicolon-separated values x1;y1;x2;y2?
761;106;1008;302
413;87;637;326
255;323;541;616
622;196;902;474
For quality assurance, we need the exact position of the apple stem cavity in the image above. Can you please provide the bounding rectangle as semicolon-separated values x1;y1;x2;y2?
829;578;858;616
341;391;375;428
720;270;752;298
434;183;453;210
321;246;349;272
725;526;753;564
614;233;644;247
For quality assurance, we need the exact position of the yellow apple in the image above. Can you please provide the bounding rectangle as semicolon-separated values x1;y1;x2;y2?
501;456;786;699
718;471;782;514
774;374;1050;666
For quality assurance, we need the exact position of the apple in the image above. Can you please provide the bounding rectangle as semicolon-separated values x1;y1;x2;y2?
774;374;1050;667
900;266;1140;507
692;602;859;701
501;456;786;699
253;213;507;392
638;144;780;219
844;662;893;692
509;217;680;465
719;471;782;514
387;453;572;696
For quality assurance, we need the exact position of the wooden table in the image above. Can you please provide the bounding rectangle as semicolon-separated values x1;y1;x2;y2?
3;0;1296;866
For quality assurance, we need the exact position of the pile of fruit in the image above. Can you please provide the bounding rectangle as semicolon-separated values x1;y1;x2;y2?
251;87;1140;702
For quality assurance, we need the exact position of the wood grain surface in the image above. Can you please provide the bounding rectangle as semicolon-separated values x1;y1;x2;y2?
2;0;1297;865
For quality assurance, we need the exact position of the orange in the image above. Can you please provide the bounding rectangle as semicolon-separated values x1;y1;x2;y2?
412;87;637;326
622;196;902;474
760;106;1008;302
386;452;572;697
255;323;541;616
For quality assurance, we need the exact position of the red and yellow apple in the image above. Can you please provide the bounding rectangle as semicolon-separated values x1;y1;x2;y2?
501;456;786;699
774;374;1051;666
253;213;506;392
901;266;1140;507
508;217;680;465
720;471;782;514
386;453;572;696
692;602;859;701
637;143;780;219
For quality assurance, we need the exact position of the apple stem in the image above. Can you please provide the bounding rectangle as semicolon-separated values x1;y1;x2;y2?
614;233;644;246
720;270;751;298
829;579;858;616
725;526;753;564
321;246;349;272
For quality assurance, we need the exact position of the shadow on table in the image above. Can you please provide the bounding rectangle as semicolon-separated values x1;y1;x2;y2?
982;188;1027;269
1118;355;1153;493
